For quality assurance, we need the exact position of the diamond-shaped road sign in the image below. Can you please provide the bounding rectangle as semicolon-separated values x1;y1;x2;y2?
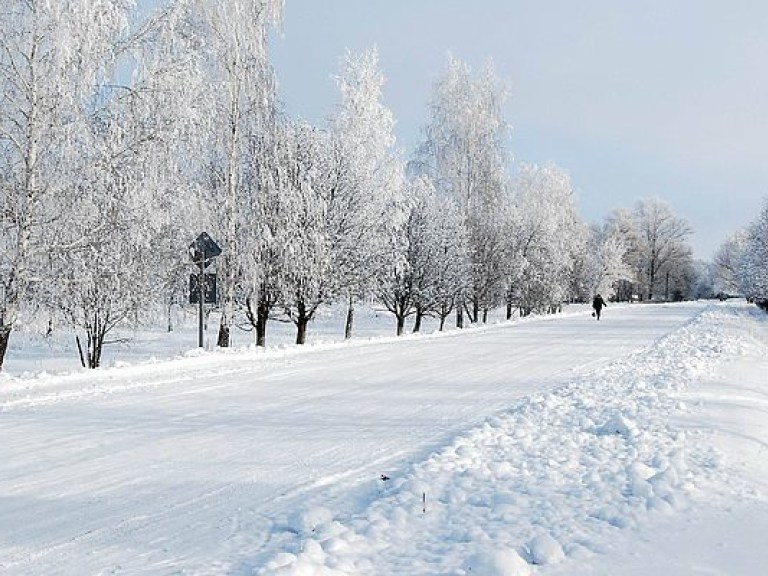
189;232;222;268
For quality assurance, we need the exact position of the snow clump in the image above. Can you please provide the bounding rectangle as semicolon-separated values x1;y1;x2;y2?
463;547;531;575
528;532;566;565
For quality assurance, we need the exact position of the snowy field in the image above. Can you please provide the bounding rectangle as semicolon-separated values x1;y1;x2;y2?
1;301;767;575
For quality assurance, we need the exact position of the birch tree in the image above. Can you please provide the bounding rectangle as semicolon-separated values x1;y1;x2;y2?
415;55;509;326
407;177;469;332
378;176;468;335
180;0;282;347
330;48;401;338
278;122;336;345
130;2;214;331
509;163;582;315
48;89;140;366
0;0;135;370
239;117;287;347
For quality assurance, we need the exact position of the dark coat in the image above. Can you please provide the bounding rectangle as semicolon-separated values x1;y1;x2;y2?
592;295;606;310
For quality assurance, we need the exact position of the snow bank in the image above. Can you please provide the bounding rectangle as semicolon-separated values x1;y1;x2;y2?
256;305;764;574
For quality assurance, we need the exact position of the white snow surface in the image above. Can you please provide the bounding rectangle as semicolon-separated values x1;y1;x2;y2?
2;301;768;575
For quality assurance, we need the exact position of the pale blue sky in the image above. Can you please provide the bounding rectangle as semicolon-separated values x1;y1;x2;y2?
140;1;768;258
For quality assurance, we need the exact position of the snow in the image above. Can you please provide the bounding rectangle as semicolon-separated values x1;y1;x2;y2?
1;301;767;575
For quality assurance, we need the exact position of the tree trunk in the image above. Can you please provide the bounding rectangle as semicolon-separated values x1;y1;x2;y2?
255;295;269;348
456;305;464;329
88;330;104;369
438;301;452;331
295;301;309;345
482;308;488;324
296;317;308;345
648;264;656;301
78;325;106;369
506;300;513;320
76;335;86;368
219;104;240;348
167;296;174;332
413;307;423;333
246;294;270;348
344;295;354;340
0;325;12;371
217;322;230;348
396;314;405;336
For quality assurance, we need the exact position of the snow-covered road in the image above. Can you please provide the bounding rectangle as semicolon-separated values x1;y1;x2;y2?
0;302;746;574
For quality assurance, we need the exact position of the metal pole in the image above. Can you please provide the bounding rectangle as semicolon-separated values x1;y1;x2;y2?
198;248;205;348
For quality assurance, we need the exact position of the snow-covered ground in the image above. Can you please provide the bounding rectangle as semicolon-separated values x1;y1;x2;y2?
1;301;767;575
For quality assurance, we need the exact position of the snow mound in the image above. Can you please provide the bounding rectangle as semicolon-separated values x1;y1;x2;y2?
595;414;638;439
528;532;566;565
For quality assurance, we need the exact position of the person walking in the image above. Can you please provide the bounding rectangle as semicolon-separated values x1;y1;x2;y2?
592;294;607;320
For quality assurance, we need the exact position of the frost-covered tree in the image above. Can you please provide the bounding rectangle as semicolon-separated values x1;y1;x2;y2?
603;208;643;302
499;192;526;319
278;122;337;345
414;55;509;325
632;199;692;301
738;200;768;305
35;4;189;367
0;0;135;370
129;3;216;331
238;117;288;348
51;86;165;368
713;231;746;297
580;223;633;300
379;177;468;335
178;0;282;348
55;166;152;368
418;192;470;332
329;48;402;338
508;163;582;315
603;201;693;301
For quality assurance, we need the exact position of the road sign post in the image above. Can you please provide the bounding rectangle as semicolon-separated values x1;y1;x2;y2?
197;249;204;348
188;232;222;348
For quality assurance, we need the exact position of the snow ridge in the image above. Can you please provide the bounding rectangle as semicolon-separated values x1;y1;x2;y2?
257;305;760;575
